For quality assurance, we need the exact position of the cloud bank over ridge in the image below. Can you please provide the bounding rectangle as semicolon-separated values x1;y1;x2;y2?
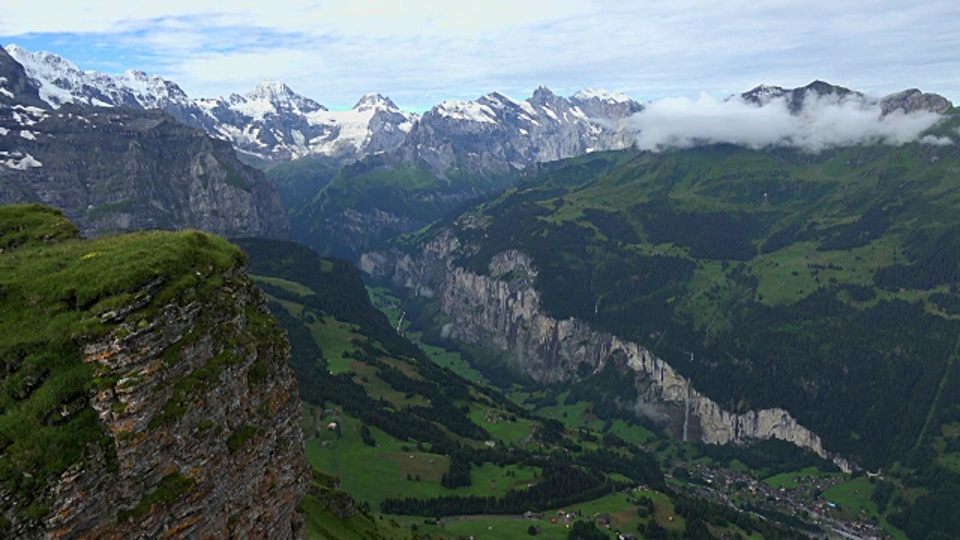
624;93;951;153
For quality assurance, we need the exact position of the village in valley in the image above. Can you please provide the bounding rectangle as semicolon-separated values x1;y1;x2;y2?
672;461;890;539
421;436;897;540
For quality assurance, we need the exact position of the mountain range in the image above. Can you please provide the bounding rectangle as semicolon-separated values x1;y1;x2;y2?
0;45;290;239
740;81;953;115
9;45;954;171
5;45;418;166
5;45;646;169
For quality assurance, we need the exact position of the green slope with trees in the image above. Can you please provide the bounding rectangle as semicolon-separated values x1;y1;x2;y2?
400;127;960;537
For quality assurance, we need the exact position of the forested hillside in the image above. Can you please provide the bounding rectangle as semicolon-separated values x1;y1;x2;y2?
377;119;960;537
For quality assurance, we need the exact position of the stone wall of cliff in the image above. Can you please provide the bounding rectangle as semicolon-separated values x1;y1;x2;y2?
0;106;291;240
362;233;850;471
57;267;308;538
0;211;308;537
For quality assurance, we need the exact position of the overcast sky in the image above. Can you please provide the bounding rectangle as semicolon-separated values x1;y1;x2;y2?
2;1;958;112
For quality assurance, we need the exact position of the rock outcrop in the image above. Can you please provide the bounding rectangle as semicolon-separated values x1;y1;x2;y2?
0;207;308;537
362;234;850;470
0;105;291;239
64;268;307;538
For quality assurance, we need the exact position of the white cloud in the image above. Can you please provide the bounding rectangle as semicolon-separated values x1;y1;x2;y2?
0;0;591;37
921;135;955;146
3;1;960;109
624;93;949;152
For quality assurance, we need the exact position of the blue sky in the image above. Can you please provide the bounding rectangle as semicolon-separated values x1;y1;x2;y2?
2;1;959;112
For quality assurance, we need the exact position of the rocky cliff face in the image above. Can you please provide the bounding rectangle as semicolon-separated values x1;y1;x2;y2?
362;235;849;470
65;267;307;538
879;88;954;115
0;211;309;537
0;46;290;239
0;47;45;109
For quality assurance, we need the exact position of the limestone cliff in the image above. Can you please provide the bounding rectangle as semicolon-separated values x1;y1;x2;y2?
362;234;850;471
0;206;308;538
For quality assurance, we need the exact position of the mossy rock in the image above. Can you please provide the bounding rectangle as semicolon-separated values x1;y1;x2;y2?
0;204;246;523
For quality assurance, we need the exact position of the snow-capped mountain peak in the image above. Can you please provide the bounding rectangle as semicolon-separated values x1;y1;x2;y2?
737;80;951;116
247;79;292;101
569;88;644;119
531;85;558;103
118;69;190;106
122;69;150;80
6;44;193;110
404;85;641;175
478;92;523;109
740;84;784;103
433;99;498;123
6;44;106;106
244;80;326;115
352;93;398;112
6;44;78;72
3;45;411;164
572;88;632;104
